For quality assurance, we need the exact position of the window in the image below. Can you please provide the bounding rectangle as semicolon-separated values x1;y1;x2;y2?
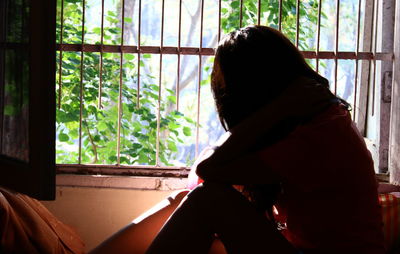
55;0;396;178
0;0;56;200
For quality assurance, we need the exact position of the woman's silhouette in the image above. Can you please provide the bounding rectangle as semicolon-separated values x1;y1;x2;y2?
90;26;385;254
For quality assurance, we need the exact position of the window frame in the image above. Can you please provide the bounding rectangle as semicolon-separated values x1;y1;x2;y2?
0;0;56;200
55;0;397;186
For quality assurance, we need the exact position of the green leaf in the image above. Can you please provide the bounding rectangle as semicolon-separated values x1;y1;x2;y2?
230;1;240;9
4;105;17;116
183;126;191;136
92;135;100;142
120;156;129;164
124;54;135;60
167;95;176;103
138;153;149;164
168;141;178;152
168;121;180;130
59;133;70;142
108;155;117;162
107;11;117;17
131;143;142;149
92;27;102;35
124;17;133;23
149;84;159;92
98;121;108;131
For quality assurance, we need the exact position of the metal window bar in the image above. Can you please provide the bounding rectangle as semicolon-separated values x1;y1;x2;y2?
218;0;222;41
353;0;363;121
296;0;300;47
136;0;142;108
156;0;165;166
78;0;86;164
278;0;283;31
56;44;390;60
98;0;105;109
196;0;205;157
57;0;64;109
55;0;392;171
117;0;126;165
177;0;182;111
239;0;244;28
316;0;322;73
334;0;340;95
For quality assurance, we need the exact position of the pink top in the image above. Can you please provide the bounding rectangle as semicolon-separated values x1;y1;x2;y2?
258;104;385;253
188;104;385;253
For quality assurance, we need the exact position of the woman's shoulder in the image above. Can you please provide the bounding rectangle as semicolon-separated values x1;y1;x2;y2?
300;102;350;130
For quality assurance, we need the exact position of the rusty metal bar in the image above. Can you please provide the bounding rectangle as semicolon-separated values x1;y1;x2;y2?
353;0;362;120
334;0;340;95
296;0;300;47
176;0;182;111
218;0;222;41
58;0;64;109
57;44;217;55
239;0;244;28
200;0;204;47
56;44;392;60
156;0;166;166
258;0;261;25
98;0;105;109
78;0;86;164
137;0;142;108
196;0;205;157
117;0;126;165
316;0;322;72
279;0;283;31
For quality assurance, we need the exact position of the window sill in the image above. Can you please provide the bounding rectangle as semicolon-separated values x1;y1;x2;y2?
56;164;190;190
56;174;188;191
56;163;389;191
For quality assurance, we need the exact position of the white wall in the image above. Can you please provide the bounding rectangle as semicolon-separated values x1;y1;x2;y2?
41;186;173;252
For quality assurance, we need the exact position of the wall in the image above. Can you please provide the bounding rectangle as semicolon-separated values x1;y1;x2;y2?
41;186;173;252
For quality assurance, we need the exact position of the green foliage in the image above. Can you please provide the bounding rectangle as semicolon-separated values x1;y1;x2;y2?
56;0;194;165
56;0;323;166
221;0;321;51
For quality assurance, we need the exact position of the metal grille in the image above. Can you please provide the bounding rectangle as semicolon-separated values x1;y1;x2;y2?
56;0;393;175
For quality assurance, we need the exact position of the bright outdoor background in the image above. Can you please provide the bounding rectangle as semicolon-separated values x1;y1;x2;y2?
56;0;367;167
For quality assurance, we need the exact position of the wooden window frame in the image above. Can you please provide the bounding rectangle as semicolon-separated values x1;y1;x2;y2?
0;0;56;200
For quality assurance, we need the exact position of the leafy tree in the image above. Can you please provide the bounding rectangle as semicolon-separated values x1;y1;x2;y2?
56;0;325;166
56;0;195;165
220;0;322;50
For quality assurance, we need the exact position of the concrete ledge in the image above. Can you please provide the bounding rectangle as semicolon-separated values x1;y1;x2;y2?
56;174;188;191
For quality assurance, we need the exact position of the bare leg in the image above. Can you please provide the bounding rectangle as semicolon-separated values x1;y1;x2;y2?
88;190;189;254
146;182;298;254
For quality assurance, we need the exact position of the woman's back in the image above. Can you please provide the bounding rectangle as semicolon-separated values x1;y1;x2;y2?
258;104;385;253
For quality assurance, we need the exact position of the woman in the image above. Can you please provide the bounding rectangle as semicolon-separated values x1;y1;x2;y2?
90;26;385;254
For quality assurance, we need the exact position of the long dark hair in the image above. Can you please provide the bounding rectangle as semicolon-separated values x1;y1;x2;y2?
211;25;332;131
210;26;347;219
